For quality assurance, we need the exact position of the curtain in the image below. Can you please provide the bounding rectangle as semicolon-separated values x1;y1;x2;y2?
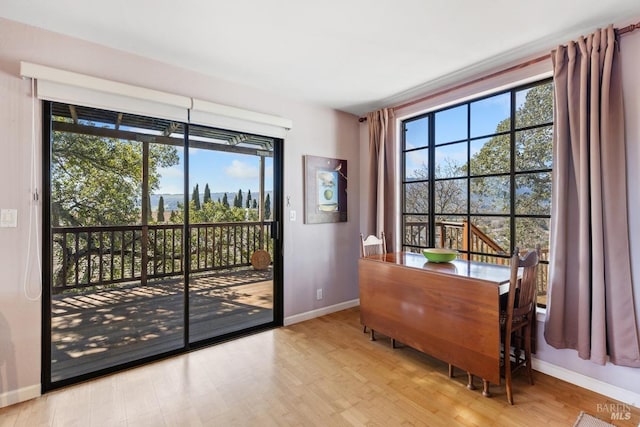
544;25;640;367
366;108;396;251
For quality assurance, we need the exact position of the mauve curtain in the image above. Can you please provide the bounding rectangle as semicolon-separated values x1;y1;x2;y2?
366;108;396;251
544;25;640;367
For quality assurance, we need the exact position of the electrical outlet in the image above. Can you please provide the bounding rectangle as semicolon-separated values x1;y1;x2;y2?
289;210;296;221
316;288;323;300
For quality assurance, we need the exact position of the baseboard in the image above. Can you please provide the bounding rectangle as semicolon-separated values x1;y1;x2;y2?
533;358;640;408
284;299;360;326
0;384;40;409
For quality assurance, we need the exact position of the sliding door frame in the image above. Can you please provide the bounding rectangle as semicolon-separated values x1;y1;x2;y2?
41;102;284;392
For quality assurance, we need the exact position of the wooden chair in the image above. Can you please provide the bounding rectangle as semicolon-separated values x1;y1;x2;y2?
456;247;539;404
359;232;387;257
490;247;539;404
359;232;386;336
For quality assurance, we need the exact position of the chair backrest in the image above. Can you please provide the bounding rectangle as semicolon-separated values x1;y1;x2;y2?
505;246;540;330
360;232;387;257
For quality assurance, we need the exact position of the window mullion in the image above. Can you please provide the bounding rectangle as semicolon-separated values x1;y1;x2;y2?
428;113;435;248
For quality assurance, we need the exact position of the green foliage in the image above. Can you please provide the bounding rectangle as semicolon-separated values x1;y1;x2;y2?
235;189;243;208
157;196;165;223
246;189;252;209
191;184;201;211
469;83;553;249
403;82;553;253
222;193;229;208
203;184;212;204
171;200;254;223
264;193;272;220
146;195;153;223
51;129;178;226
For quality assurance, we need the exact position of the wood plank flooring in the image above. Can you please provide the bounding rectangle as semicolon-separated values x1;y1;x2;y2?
2;307;639;426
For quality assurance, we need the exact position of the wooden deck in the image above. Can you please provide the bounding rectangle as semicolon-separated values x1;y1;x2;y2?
50;267;273;382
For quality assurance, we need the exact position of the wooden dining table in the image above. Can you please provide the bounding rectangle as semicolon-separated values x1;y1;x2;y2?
359;251;512;392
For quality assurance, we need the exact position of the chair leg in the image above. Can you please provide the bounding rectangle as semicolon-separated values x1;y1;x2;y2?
391;338;396;348
370;329;376;341
448;364;454;378
363;325;367;333
505;351;513;404
525;324;534;385
504;333;514;404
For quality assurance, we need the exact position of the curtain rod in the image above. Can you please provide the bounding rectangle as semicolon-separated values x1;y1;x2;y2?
358;21;640;123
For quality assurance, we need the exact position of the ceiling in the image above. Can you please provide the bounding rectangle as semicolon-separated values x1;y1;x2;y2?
2;0;640;116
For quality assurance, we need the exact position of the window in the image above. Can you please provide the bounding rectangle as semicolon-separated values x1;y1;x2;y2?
401;79;552;306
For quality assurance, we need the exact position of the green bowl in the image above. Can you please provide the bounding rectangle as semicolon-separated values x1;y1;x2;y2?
422;248;458;263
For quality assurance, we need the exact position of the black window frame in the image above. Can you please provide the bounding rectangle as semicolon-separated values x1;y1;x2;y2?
400;78;553;306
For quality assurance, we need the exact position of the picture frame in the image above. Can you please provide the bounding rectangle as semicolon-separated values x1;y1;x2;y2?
303;155;348;224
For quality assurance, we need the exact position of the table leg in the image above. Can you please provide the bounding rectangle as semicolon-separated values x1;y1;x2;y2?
467;372;476;390
482;379;491;397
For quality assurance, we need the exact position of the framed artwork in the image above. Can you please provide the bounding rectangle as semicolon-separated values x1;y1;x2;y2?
304;155;348;224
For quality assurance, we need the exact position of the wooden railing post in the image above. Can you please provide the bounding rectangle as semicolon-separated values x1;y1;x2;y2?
462;220;469;260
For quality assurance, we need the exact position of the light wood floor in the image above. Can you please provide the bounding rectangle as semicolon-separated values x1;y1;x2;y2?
2;307;639;427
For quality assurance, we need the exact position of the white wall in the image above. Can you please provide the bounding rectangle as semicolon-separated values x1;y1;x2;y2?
0;17;360;406
378;29;640;406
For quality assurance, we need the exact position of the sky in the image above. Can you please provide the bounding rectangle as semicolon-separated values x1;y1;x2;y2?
404;87;532;179
156;86;536;195
156;148;274;196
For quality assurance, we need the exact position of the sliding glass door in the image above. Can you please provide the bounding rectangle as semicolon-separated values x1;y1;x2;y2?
186;125;276;343
44;102;282;390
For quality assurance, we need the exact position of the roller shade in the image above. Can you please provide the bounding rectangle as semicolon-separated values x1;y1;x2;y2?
20;62;293;137
190;98;293;138
20;62;190;123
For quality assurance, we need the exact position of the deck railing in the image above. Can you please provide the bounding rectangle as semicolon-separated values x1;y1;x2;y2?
52;221;273;294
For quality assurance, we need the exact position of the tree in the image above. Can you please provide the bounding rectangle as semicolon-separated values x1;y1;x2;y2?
145;195;152;223
51;122;179;287
246;189;252;209
264;193;271;220
157;196;165;223
252;199;257;209
403;159;466;248
403;82;553;252
222;193;229;208
174;199;249;223
51;128;179;227
468;83;553;249
191;184;201;211
203;184;212;204
235;189;243;208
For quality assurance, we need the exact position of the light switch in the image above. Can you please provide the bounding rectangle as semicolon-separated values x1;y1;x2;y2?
289;210;296;221
0;209;18;228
